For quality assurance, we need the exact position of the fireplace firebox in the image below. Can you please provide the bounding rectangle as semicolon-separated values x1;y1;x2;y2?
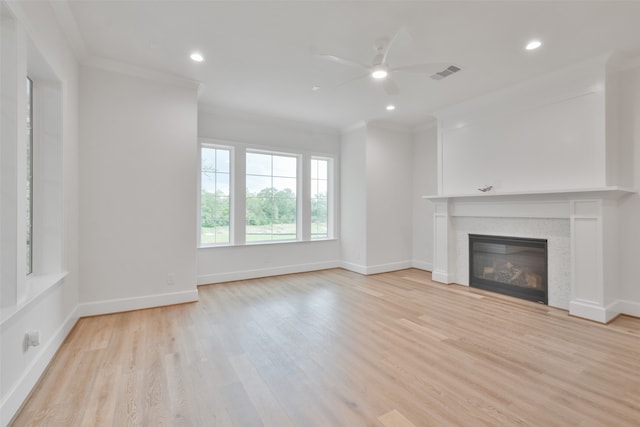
469;234;547;304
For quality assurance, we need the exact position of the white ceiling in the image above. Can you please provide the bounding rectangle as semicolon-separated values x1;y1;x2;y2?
58;1;640;130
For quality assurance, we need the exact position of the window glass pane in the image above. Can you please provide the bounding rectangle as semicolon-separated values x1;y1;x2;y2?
246;175;272;195
273;177;296;194
246;152;271;175
201;147;217;172
273;155;297;177
200;146;231;245
26;77;33;275
317;159;328;180
246;152;297;242
216;149;230;173
311;158;329;240
216;173;230;196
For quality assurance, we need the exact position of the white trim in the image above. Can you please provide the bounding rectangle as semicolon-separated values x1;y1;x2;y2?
367;120;413;134
411;260;433;272
83;56;201;91
76;289;199;318
569;299;620;324
198;103;340;137
431;270;455;284
609;299;640;319
341;260;412;276
1;272;68;326
0;307;79;427
341;120;367;135
198;260;340;285
340;261;368;275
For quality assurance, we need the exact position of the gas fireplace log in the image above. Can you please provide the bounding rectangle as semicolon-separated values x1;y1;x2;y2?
525;272;543;289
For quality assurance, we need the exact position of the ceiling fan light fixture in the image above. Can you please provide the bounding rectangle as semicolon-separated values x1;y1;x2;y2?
190;52;204;62
386;104;395;111
371;67;388;80
525;40;542;50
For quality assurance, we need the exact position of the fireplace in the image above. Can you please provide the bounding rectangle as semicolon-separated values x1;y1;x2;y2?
469;234;548;304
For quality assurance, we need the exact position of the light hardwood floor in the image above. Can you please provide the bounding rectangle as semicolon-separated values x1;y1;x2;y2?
11;269;640;426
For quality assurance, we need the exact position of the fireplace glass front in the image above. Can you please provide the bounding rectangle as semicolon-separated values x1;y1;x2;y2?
469;234;547;304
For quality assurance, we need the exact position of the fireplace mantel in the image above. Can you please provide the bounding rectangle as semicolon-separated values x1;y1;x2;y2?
423;186;634;202
424;186;635;323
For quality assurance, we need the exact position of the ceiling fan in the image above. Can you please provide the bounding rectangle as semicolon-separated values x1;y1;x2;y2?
317;29;460;95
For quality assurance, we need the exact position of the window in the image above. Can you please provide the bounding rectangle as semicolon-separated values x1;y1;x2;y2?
26;76;33;275
246;152;297;242
200;146;231;245
311;157;329;240
198;139;335;246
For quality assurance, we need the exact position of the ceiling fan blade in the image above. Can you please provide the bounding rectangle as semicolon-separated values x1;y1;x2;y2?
390;62;453;74
381;27;407;65
332;72;370;89
316;54;370;71
382;78;400;95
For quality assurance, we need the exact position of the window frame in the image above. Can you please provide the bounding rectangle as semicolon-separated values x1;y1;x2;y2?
26;76;33;276
310;156;333;241
198;143;233;247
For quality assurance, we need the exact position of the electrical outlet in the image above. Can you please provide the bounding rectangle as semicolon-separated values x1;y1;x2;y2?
25;330;40;347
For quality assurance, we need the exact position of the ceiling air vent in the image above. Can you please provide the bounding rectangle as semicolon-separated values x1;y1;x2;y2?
430;65;462;80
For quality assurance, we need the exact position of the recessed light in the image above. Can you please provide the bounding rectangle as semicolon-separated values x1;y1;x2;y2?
190;52;204;62
386;104;395;111
525;40;542;50
372;68;388;80
311;85;320;91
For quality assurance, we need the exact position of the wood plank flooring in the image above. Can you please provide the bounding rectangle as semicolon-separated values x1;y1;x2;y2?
11;268;640;426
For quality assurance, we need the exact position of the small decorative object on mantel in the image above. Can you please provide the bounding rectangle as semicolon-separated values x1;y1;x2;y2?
478;185;493;193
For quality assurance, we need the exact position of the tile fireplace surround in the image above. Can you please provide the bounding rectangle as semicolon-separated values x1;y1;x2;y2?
424;187;634;323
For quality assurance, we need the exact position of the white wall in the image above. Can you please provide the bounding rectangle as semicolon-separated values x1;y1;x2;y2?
436;56;617;195
340;123;417;274
618;64;640;316
365;125;413;272
197;107;342;284
79;65;199;314
0;1;80;424
412;123;438;270
340;124;368;272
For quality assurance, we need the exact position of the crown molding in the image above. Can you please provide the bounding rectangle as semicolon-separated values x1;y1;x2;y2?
83;56;201;91
49;0;87;61
199;103;341;137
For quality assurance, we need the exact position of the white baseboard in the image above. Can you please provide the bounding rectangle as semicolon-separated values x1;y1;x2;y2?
340;261;368;275
77;289;199;318
569;299;620;323
1;307;79;427
341;260;412;275
609;299;640;319
431;270;455;284
198;261;341;285
411;260;433;272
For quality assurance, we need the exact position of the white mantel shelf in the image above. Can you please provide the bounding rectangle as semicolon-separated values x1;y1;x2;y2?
422;186;635;201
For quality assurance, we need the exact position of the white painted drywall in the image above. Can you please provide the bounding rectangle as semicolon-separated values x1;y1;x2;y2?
79;66;199;309
436;56;612;195
197;107;343;283
618;64;640;316
0;1;80;424
412;123;437;270
365;125;413;271
340;124;368;272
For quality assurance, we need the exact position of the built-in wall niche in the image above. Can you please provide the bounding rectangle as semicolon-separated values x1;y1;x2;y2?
434;54;631;196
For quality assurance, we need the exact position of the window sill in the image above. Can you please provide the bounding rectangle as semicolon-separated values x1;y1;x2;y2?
0;271;68;326
198;238;338;249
